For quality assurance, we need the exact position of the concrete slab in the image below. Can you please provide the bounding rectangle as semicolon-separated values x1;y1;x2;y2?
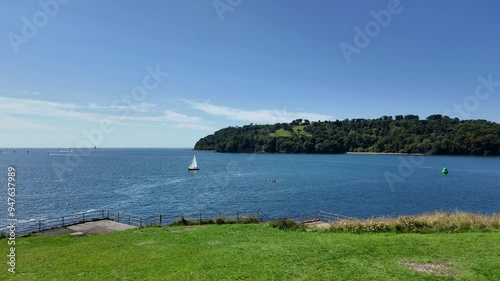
35;227;75;236
304;221;330;228
34;220;137;236
67;220;137;234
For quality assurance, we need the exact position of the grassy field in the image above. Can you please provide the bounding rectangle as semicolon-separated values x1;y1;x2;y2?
292;125;312;137
2;224;499;280
269;128;293;137
269;125;312;138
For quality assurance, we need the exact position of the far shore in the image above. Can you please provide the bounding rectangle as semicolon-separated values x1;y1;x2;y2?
193;150;428;156
346;152;427;156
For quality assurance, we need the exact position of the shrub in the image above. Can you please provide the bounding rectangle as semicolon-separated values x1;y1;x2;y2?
269;219;306;231
200;219;215;225
168;216;260;226
238;217;261;224
169;217;196;226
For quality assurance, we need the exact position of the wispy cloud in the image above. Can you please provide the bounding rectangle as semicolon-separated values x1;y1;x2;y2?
22;91;40;96
0;116;57;131
87;102;157;113
185;100;332;123
0;96;213;130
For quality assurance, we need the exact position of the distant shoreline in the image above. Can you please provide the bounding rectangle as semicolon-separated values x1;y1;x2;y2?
193;150;428;156
345;152;427;156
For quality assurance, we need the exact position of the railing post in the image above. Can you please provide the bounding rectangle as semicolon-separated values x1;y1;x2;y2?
159;214;162;225
140;216;142;227
320;211;324;221
129;215;131;225
101;210;104;219
38;219;41;232
62;216;64;227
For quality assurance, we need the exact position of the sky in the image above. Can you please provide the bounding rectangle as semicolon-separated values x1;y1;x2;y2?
1;0;499;148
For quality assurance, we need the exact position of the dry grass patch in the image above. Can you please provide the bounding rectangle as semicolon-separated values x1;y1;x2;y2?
326;212;500;233
400;260;458;276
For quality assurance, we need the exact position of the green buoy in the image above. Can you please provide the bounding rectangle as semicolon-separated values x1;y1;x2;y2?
441;167;448;174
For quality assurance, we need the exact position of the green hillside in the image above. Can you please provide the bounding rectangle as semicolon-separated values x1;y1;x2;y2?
194;115;500;155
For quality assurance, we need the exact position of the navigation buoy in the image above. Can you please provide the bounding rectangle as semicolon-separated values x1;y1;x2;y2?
442;167;448;174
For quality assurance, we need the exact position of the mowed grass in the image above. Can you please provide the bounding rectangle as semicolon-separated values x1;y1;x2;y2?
292;125;312;137
269;128;293;137
2;224;499;280
269;126;312;138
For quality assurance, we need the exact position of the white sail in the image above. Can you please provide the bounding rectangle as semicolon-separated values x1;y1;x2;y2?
188;155;198;170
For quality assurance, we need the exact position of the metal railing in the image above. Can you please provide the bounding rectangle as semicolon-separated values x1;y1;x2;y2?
0;209;272;236
0;209;351;236
318;211;355;222
105;209;270;227
1;210;107;236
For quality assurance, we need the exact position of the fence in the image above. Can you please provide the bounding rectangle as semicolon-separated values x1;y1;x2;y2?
1;210;107;236
105;209;270;227
0;209;351;236
0;209;271;236
318;211;355;222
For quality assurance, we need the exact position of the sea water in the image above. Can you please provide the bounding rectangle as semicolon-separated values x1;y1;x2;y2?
0;148;499;223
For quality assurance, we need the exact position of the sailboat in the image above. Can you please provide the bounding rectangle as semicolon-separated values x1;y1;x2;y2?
188;155;199;171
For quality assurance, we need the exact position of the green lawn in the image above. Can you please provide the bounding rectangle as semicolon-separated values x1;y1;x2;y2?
269;128;293;137
269;126;312;138
2;224;499;280
292;125;312;137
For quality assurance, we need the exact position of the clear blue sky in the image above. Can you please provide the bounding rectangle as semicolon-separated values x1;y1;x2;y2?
1;0;499;147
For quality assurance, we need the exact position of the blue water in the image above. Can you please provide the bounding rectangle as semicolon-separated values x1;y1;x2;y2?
0;148;499;223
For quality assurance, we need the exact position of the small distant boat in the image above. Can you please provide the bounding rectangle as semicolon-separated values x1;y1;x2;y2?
188;155;199;171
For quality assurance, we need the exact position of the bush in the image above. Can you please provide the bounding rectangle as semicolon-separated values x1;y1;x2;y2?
238;217;261;224
169;217;196;226
168;216;260;226
269;219;306;231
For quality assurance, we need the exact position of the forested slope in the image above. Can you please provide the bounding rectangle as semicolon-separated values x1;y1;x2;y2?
194;115;500;155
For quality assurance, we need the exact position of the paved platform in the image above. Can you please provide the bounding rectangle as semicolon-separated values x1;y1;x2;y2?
303;220;330;228
35;220;136;236
68;220;137;234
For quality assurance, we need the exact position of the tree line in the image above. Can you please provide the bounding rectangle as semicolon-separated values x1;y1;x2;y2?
194;115;500;155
